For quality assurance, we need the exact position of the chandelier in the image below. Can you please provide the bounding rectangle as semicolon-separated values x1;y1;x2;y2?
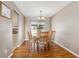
37;10;45;20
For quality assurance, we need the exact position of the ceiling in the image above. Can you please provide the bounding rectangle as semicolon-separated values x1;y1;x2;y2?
14;1;72;18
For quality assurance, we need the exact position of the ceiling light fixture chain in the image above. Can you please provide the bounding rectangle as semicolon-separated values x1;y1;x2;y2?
37;10;45;20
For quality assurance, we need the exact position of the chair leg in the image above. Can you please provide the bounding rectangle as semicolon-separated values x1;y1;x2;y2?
37;42;39;53
28;42;30;52
34;42;35;52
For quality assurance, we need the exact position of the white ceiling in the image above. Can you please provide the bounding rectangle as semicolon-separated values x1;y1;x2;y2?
14;1;72;18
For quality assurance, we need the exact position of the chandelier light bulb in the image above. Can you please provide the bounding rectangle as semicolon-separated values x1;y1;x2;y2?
37;10;45;20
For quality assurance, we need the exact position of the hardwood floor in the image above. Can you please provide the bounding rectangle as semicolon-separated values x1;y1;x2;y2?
11;41;76;58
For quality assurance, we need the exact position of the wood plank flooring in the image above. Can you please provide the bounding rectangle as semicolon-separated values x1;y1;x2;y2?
11;41;76;58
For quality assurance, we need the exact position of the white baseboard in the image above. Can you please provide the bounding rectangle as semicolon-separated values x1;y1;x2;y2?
17;40;25;47
8;53;13;58
8;40;25;58
54;41;79;58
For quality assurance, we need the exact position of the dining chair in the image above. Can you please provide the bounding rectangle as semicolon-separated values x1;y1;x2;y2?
37;32;49;52
48;31;56;49
47;31;53;49
37;31;54;51
28;31;36;53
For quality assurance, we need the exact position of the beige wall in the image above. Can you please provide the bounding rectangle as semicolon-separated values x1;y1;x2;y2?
52;2;79;55
0;1;25;57
25;17;30;40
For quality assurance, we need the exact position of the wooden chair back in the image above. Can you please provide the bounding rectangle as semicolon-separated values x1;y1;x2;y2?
28;31;32;41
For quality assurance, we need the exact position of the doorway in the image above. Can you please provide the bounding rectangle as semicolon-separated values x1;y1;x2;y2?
12;10;19;49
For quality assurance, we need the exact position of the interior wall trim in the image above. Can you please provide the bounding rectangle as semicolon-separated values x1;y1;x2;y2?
54;41;79;58
8;53;13;58
8;40;25;58
17;39;25;47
